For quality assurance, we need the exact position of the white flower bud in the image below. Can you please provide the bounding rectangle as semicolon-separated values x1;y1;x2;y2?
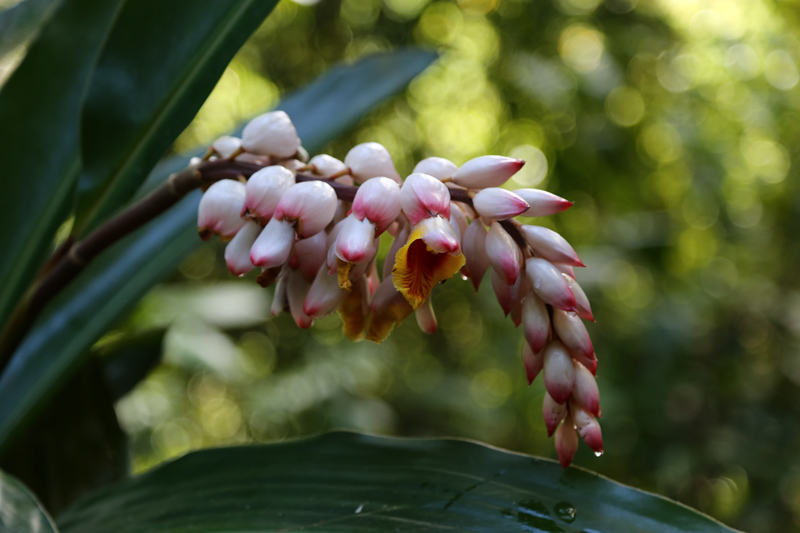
242;165;295;223
525;257;576;311
415;297;437;334
400;173;451;225
472;188;530;220
275;181;338;238
212;136;242;159
450;155;524;188
293;230;327;282
197;179;246;241
413;156;458;180
344;142;400;183
241;110;301;158
304;266;348;318
555;413;579;468
335;214;376;264
352;177;402;234
250;218;295;269
485;222;522;285
543;340;576;404
522;290;550;354
224;220;260;276
309;154;347;178
462;220;489;291
513;188;573;217
543;392;567;437
553;308;594;359
520;225;584;267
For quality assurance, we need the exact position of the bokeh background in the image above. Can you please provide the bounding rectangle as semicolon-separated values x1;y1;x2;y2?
64;0;800;531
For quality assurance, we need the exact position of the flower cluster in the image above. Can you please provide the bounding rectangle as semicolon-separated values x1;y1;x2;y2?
195;110;602;467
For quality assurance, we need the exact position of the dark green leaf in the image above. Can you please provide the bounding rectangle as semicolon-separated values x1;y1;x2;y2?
1;359;126;516
0;0;60;59
0;470;58;533
72;0;280;235
99;330;165;402
0;0;124;331
0;49;437;456
58;432;739;533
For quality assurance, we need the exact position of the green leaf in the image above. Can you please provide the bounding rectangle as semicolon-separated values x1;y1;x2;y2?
0;470;58;533
0;0;60;60
0;49;437;456
72;0;280;235
0;0;124;332
99;330;165;402
1;359;127;516
57;432;738;533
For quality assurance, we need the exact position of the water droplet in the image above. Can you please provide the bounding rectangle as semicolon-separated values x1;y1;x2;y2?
554;502;576;523
594;450;604;457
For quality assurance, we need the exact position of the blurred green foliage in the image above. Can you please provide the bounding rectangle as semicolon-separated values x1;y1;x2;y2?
77;0;800;531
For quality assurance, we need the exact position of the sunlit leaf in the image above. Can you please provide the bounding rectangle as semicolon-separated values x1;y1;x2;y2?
0;470;58;533
58;432;739;533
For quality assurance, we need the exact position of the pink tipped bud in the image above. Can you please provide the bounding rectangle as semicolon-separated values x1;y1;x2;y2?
525;257;576;311
400;173;451;225
564;274;594;322
344;142;401;183
557;264;575;279
473;188;529;220
197;179;246;240
335;214;376;264
520;225;584;267
224;220;260;276
287;270;313;329
309;154;347;178
294;230;327;282
241;110;301;159
304;266;348;318
462;220;489;290
413;156;458;180
555;414;579;468
543;340;576;404
522;291;550;353
572;361;600;417
449;203;469;243
416;216;460;254
275;181;338;238
513;189;573;217
553;309;594;359
271;271;288;317
572;350;598;376
250;218;295;269
486;222;522;285
352;177;402;234
415;297;437;334
212;136;242;159
451;155;525;189
242;165;295;223
491;270;515;316
572;406;603;454
523;342;543;384
543;392;567;437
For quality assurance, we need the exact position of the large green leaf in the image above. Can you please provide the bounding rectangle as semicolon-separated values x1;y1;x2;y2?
72;0;280;235
57;432;738;533
0;0;60;60
0;49;437;456
0;0;123;337
0;470;57;533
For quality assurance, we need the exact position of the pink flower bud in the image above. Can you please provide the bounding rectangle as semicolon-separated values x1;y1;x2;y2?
197;179;246;240
486;222;522;285
400;173;451;225
491;270;515;316
415;216;460;254
543;392;567;437
224;220;260;276
241;110;301;158
242;165;295;224
553;309;594;359
522;291;550;353
415;297;437;334
573;350;598;376
462;220;489;290
335;214;376;264
413;156;458;180
275;181;338;238
250;218;295;269
271;271;288;317
293;230;327;282
525;257;576;311
564;274;594;322
352;177;402;234
304;266;348;318
555;414;579;468
449;203;469;244
450;156;525;189
513;188;573;217
212;136;242;159
472;188;529;220
557;264;575;279
344;142;401;183
309;154;347;178
543;340;576;404
520;225;584;267
572;405;603;454
572;361;600;417
286;270;313;329
523;342;543;385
